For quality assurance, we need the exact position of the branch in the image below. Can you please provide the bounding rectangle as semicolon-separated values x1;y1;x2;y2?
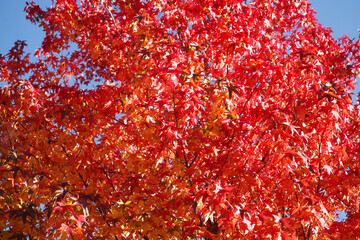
256;151;270;174
61;145;70;158
78;173;88;187
0;115;14;151
239;86;257;117
107;6;118;31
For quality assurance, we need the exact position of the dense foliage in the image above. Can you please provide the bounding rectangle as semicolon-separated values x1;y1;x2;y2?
1;0;360;239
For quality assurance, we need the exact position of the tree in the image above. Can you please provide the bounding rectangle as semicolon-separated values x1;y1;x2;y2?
1;0;360;239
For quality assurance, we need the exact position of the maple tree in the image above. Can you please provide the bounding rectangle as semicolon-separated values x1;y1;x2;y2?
2;0;360;239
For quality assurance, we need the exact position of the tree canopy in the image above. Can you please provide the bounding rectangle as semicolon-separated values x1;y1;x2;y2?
1;0;360;239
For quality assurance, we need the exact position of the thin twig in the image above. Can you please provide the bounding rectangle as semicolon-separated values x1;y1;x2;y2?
107;6;118;31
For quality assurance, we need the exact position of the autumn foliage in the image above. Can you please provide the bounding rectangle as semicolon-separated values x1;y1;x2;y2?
2;0;360;239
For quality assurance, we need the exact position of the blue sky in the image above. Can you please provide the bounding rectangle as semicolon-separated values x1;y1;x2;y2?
309;0;360;39
0;0;49;55
1;1;360;55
